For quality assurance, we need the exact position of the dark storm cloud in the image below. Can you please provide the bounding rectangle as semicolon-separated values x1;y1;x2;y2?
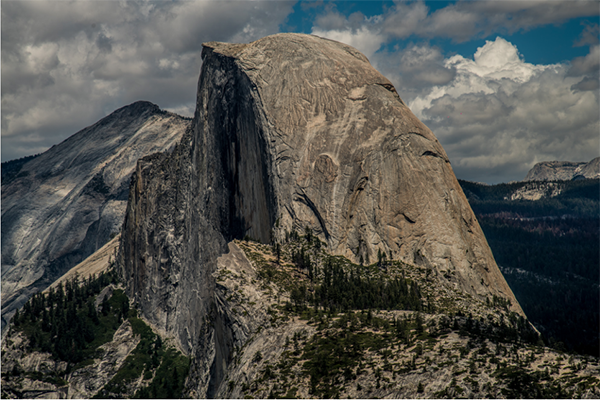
572;76;600;92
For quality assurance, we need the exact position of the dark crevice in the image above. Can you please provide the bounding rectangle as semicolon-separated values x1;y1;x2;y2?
422;150;450;164
403;213;416;224
294;191;331;240
375;83;406;105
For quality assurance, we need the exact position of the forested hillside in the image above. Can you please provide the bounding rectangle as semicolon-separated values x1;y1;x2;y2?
460;179;599;357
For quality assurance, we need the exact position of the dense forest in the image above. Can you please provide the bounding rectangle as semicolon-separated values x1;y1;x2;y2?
459;178;599;357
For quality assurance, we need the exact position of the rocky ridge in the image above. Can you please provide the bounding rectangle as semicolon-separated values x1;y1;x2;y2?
1;102;190;331
1;320;140;399
524;157;600;181
504;182;563;201
119;33;524;397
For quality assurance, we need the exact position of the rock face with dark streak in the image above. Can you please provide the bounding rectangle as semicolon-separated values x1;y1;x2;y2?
119;33;524;397
1;102;189;330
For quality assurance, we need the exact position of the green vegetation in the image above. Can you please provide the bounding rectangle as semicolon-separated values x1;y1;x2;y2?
247;228;425;315
311;256;423;312
12;269;123;365
244;303;568;398
9;267;190;398
460;178;599;218
493;365;566;398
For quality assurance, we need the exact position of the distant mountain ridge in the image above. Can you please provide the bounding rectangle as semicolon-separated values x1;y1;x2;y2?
524;157;599;181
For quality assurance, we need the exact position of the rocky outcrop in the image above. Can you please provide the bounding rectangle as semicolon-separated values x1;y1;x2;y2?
524;157;600;181
505;182;563;201
1;321;140;399
119;33;523;397
1;102;190;331
66;321;140;398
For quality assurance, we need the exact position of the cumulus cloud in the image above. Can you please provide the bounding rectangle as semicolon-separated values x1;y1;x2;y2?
406;38;599;183
571;76;600;92
1;0;294;161
388;0;599;42
2;0;598;184
311;26;385;59
370;44;456;106
568;45;600;76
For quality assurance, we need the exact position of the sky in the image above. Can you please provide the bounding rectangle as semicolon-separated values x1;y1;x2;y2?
2;0;599;183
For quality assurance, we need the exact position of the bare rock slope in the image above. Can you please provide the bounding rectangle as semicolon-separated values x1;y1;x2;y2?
1;101;190;330
119;33;524;396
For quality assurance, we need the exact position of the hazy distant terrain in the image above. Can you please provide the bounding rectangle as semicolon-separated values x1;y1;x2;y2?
460;178;600;356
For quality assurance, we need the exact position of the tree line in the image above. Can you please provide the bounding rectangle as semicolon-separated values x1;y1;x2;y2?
287;252;423;314
11;268;124;364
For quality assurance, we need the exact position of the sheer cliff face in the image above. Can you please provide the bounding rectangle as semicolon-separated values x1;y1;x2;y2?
1;102;189;330
120;33;523;390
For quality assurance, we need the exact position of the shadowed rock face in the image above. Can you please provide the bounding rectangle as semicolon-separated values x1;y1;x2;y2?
119;33;523;396
1;102;190;330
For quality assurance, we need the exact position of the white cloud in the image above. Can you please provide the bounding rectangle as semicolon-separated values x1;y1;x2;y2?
405;38;599;183
381;1;430;38
1;0;294;161
568;44;600;76
308;12;598;183
311;26;385;59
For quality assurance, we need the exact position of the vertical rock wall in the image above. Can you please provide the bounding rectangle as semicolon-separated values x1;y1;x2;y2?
119;41;280;395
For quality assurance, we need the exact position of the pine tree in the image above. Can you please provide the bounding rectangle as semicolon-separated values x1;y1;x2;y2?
13;308;20;327
275;242;281;264
172;367;179;397
41;308;50;332
101;296;110;316
88;300;100;325
121;297;129;316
